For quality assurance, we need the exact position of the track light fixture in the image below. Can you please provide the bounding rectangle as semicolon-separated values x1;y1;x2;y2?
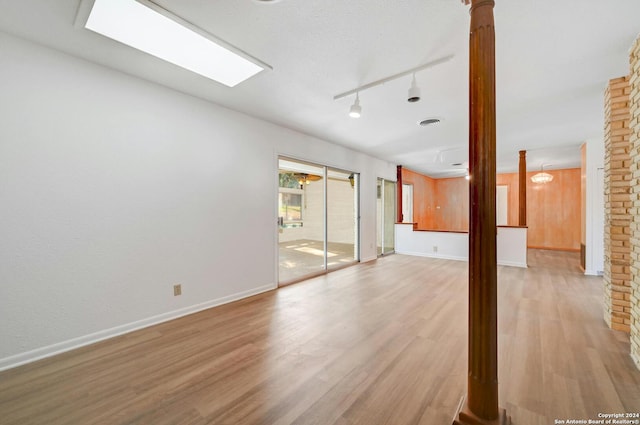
333;55;453;117
407;74;421;103
349;93;362;118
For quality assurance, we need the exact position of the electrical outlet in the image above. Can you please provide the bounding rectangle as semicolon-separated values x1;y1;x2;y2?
433;246;438;253
173;284;182;296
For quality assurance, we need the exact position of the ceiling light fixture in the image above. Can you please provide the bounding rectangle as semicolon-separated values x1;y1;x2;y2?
81;0;271;87
407;74;421;103
349;93;362;118
531;165;554;184
333;55;453;116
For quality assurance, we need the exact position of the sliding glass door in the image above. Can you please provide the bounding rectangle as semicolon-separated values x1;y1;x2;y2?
327;170;359;270
377;178;396;256
278;157;359;284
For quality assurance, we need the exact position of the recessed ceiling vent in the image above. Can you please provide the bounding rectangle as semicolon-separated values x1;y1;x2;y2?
419;118;441;126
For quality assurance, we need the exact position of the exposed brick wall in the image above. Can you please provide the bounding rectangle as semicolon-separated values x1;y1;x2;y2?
629;36;640;370
604;76;632;333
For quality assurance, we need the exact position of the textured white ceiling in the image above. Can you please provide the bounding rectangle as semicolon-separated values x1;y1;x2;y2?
1;0;638;177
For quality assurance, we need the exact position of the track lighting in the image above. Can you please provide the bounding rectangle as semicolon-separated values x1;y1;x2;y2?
407;74;421;103
333;55;453;117
349;93;362;118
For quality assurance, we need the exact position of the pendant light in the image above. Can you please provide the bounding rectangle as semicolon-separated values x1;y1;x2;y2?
407;74;421;103
531;165;553;184
349;93;362;118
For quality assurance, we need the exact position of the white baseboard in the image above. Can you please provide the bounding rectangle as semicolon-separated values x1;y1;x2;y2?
497;260;528;268
396;251;527;268
0;283;275;372
395;250;467;262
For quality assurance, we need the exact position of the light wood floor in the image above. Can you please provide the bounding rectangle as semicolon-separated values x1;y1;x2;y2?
1;250;639;424
278;239;356;283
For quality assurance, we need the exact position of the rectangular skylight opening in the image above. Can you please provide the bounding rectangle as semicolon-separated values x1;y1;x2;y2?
83;0;268;87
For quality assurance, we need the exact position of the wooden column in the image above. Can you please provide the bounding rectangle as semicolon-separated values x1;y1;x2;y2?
397;165;404;223
518;150;527;226
454;0;510;424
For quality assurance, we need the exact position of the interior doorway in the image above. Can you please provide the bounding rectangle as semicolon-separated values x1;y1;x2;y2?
402;183;413;223
278;157;359;285
496;185;508;226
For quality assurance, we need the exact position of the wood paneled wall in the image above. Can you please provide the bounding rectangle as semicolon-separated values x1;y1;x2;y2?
487;169;581;251
434;177;469;231
526;169;581;251
401;168;436;229
403;168;581;251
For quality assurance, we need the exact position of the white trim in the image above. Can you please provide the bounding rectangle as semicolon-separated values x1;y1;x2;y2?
497;260;528;268
395;250;467;262
396;250;526;268
0;283;275;372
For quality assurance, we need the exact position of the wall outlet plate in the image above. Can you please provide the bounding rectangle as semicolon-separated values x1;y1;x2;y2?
173;284;182;296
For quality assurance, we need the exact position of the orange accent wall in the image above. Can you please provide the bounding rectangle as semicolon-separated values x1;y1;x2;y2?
401;168;436;229
526;168;581;251
434;177;469;231
491;168;581;251
404;167;581;251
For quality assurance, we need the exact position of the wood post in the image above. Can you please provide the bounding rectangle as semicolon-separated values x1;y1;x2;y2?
454;1;510;424
397;165;403;223
519;150;527;226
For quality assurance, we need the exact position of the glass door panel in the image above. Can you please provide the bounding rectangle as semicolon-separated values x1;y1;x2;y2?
376;178;383;256
383;179;396;254
327;169;358;270
377;178;396;256
278;158;325;284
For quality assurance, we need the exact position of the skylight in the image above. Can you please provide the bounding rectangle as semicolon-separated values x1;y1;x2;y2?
85;0;266;87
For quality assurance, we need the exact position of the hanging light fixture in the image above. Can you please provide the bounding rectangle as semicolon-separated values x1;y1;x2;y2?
531;165;553;184
407;73;421;103
297;173;310;188
349;93;362;118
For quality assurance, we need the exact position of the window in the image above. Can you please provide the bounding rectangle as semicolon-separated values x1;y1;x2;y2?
279;188;303;227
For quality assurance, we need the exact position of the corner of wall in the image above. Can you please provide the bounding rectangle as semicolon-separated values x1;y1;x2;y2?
604;76;632;333
604;76;637;332
629;35;640;370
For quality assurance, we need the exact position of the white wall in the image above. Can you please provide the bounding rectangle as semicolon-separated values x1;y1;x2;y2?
395;224;528;268
585;136;605;275
0;33;396;369
395;225;468;262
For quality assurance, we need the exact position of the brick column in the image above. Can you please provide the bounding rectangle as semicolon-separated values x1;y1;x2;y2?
604;76;632;333
629;36;640;370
